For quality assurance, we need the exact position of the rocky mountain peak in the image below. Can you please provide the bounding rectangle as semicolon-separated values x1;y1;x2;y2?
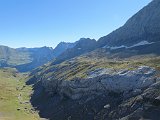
98;0;160;47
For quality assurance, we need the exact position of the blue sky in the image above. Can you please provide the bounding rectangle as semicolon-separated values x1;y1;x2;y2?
0;0;151;48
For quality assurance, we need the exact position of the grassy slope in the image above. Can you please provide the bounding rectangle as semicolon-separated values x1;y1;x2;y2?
0;68;40;120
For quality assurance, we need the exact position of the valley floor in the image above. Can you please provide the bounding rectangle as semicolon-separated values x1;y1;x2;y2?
0;68;40;120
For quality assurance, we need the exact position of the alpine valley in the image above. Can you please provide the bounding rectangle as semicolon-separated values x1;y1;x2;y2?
0;0;160;120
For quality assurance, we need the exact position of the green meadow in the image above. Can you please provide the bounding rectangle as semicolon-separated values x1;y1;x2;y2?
0;68;40;120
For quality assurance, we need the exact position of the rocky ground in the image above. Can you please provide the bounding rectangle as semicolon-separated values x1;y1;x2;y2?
29;55;160;120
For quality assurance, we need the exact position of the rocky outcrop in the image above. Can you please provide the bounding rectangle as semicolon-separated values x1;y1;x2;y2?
106;81;160;120
30;66;160;120
42;66;157;100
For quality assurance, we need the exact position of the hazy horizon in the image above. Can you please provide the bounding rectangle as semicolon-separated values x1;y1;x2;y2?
0;0;151;48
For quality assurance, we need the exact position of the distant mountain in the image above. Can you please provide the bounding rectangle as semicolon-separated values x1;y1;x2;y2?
15;46;56;72
0;45;31;67
0;41;78;72
53;38;97;64
52;42;77;57
0;46;55;72
98;0;160;48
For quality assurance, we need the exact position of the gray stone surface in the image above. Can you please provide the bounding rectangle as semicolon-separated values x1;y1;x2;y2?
42;66;157;100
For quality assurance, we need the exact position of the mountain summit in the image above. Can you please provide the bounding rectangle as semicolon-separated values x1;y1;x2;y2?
98;0;160;48
52;42;77;57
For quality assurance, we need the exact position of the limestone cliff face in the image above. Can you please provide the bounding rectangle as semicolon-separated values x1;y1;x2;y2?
41;66;157;100
98;0;160;47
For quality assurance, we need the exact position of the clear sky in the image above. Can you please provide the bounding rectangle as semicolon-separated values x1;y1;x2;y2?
0;0;152;48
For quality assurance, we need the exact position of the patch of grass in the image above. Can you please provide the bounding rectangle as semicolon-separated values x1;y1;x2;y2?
0;68;40;120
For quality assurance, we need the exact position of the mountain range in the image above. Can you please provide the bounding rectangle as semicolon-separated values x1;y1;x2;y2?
1;1;160;73
1;0;160;120
0;42;76;72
